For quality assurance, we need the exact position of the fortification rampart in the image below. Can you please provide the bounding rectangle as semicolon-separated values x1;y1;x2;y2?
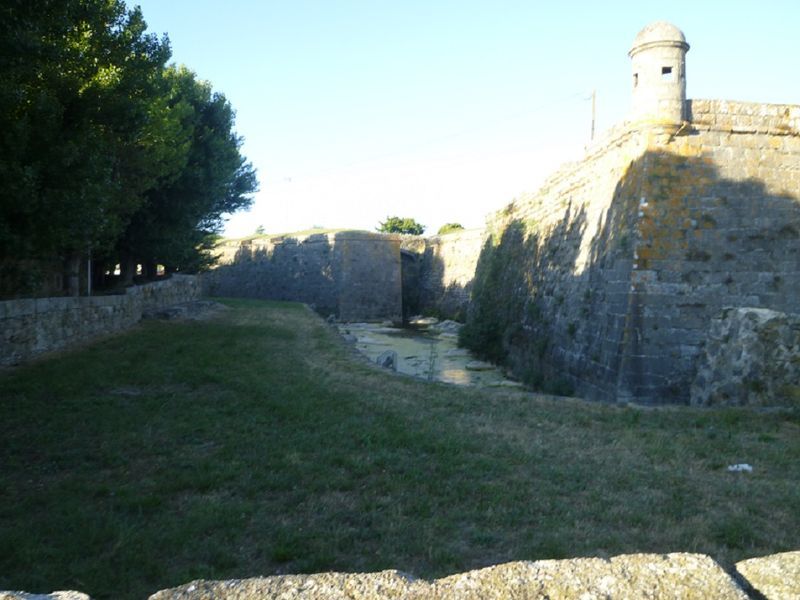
203;231;402;322
0;275;200;366
191;14;800;406
618;99;800;402
689;99;800;136
461;123;649;398
462;99;800;403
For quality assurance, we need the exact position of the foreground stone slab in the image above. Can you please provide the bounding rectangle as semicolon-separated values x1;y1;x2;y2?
691;307;800;407
149;553;749;599
736;550;800;600
0;593;90;600
148;571;416;600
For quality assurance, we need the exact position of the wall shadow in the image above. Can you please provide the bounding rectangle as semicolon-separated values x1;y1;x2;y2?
401;249;421;322
204;233;339;316
460;147;800;403
414;233;483;323
459;202;590;396
204;231;403;322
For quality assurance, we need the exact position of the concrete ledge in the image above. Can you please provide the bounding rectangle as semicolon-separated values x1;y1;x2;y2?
0;275;200;366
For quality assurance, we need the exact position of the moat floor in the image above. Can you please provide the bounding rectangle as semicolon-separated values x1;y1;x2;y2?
338;320;518;387
1;298;798;600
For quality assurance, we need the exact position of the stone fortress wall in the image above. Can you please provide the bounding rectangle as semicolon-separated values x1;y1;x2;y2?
199;21;800;405
202;100;800;405
414;227;486;320
428;23;800;405
204;227;486;324
463;124;651;401
203;231;402;323
620;99;800;403
467;100;800;404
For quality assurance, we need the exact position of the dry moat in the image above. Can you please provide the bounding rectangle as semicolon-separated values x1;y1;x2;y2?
338;318;522;388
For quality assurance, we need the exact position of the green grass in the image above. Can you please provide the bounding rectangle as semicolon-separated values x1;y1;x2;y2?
1;298;799;599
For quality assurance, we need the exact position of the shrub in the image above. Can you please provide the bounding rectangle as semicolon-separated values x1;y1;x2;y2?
437;223;464;235
377;217;425;235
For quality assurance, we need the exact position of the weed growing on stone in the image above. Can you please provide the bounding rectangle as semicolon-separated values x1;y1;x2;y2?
1;298;799;599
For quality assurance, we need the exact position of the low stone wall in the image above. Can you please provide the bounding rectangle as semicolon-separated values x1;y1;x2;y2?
0;275;200;366
5;551;798;599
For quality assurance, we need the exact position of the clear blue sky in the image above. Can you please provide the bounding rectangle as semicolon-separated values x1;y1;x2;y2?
133;0;800;237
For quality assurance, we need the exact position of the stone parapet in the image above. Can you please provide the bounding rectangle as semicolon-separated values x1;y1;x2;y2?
735;550;800;600
689;99;800;136
150;555;748;599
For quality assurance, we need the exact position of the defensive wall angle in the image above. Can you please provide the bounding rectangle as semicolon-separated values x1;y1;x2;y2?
205;22;800;405
203;231;403;323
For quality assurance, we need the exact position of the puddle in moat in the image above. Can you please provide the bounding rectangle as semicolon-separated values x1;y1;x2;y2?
337;320;523;388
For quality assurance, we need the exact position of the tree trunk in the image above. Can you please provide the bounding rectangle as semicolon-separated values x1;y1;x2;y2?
143;260;158;280
119;254;136;287
92;259;107;292
64;254;81;297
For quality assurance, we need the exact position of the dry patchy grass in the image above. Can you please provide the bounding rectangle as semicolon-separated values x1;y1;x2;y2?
1;298;798;599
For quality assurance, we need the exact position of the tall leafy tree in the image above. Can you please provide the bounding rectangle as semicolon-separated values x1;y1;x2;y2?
115;66;257;278
0;0;175;294
0;0;256;295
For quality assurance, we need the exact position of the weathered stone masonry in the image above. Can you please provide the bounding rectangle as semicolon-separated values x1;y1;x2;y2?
203;231;402;323
470;101;800;404
623;100;800;403
205;228;486;324
202;101;800;405
0;275;200;366
460;22;800;404
8;550;800;599
414;227;485;320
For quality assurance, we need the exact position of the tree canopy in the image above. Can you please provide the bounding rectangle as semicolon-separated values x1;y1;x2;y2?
114;65;257;278
377;216;425;236
0;0;257;295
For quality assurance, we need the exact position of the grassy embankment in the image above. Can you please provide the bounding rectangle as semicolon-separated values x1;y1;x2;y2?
1;298;798;599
